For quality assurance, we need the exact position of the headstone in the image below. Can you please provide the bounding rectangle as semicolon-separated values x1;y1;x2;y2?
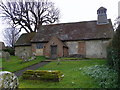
29;53;36;61
0;51;2;58
4;52;10;61
0;51;10;61
0;51;5;58
21;52;28;62
57;58;61;65
28;56;36;61
0;71;19;89
21;52;36;62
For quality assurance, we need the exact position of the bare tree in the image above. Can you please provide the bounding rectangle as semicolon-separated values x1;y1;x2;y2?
114;16;120;30
0;0;60;33
3;26;20;47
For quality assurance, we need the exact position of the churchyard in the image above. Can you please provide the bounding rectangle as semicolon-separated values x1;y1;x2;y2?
0;0;119;88
1;55;118;88
19;59;118;88
1;56;46;72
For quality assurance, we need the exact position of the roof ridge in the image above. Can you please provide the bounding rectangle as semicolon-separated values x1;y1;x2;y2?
42;19;111;26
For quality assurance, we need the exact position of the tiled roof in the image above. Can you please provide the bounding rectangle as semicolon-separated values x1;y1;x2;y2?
15;32;35;46
15;19;114;46
31;19;113;42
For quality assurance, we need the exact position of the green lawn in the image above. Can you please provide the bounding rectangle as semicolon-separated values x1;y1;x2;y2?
0;58;2;71
2;56;46;72
0;58;2;66
19;59;107;88
60;57;105;61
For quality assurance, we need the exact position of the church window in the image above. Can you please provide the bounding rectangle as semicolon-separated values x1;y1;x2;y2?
36;43;44;49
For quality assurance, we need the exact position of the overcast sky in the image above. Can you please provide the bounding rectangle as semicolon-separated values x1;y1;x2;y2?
0;0;119;42
52;0;119;23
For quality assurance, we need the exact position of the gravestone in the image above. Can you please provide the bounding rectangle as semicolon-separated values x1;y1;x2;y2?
21;52;29;62
4;52;10;61
29;53;36;61
0;51;5;58
57;58;61;65
0;51;10;61
0;51;3;58
21;52;36;62
0;71;19;89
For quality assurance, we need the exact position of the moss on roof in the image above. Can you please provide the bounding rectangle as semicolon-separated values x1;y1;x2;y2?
15;19;114;46
31;19;113;42
15;32;35;46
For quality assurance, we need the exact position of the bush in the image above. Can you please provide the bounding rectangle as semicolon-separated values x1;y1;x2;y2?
107;47;120;86
4;47;14;55
107;47;120;71
81;65;118;88
107;24;120;87
22;70;64;82
107;24;120;68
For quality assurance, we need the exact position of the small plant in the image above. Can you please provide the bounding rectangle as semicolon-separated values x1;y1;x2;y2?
82;65;118;88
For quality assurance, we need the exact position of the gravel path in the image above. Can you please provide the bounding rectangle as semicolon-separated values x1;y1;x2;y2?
14;61;51;77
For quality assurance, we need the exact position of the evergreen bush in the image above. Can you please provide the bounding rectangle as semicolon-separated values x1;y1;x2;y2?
107;47;120;71
4;47;14;55
107;24;120;87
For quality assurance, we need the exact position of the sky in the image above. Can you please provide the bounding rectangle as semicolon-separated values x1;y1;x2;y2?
0;0;119;43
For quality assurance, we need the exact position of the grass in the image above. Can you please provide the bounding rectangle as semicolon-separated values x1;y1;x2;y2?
19;59;107;88
0;58;2;67
0;58;2;71
82;65;118;88
2;56;46;72
59;57;106;61
59;57;84;60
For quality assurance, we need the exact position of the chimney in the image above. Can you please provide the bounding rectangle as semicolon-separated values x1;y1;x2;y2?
97;7;109;25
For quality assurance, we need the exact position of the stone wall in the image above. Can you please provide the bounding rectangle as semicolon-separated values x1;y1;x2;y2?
66;42;78;55
15;46;32;58
66;40;110;58
86;40;110;58
32;43;46;56
15;39;110;59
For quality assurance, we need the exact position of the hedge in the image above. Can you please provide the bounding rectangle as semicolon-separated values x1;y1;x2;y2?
22;70;64;82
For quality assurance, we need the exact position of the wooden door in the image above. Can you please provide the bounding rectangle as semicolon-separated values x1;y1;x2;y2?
78;42;86;55
51;45;57;59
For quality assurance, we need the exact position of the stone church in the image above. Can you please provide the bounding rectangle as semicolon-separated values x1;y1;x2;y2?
15;7;114;59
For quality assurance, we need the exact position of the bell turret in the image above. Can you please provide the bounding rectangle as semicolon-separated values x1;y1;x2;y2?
97;7;109;25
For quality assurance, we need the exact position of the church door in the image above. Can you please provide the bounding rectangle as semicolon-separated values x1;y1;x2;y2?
78;42;86;56
51;45;57;59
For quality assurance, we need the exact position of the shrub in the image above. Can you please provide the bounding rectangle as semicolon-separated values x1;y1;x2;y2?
107;24;120;69
107;24;120;86
4;47;14;55
22;70;64;82
107;47;120;71
81;65;118;88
